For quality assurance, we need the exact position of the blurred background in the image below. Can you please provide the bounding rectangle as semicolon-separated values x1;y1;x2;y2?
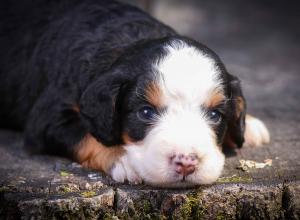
121;0;300;120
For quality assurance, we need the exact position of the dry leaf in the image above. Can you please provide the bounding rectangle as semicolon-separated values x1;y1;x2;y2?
238;159;272;171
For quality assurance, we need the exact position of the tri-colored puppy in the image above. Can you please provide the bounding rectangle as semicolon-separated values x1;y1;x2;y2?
0;0;270;187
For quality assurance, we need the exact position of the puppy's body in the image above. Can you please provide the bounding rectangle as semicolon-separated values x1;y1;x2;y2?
0;0;174;129
0;0;269;187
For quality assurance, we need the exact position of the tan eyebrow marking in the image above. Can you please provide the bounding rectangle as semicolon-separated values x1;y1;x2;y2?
203;88;226;108
144;81;164;108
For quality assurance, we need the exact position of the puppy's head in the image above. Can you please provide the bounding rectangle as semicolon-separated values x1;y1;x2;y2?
80;37;246;187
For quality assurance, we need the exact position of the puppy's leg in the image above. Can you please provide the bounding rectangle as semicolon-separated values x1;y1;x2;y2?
24;88;87;158
244;114;270;147
110;154;142;184
75;135;142;183
25;88;141;183
75;134;124;173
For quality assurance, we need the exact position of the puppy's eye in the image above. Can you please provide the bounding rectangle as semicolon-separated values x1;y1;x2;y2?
137;106;156;122
207;110;222;123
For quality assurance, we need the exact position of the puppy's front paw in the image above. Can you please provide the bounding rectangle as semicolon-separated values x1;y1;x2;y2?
110;156;142;184
244;114;270;147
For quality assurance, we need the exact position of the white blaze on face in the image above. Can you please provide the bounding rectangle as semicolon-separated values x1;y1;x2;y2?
157;44;221;106
123;41;225;186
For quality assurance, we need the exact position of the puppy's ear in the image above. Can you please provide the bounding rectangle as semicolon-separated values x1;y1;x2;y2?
79;73;129;146
223;74;246;149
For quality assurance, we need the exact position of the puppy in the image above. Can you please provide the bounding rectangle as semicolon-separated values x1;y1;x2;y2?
0;0;270;187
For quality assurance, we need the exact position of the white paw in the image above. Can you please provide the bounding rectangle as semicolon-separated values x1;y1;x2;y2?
110;155;142;184
244;115;270;147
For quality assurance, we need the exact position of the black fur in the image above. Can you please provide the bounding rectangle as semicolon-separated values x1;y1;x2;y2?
224;74;247;148
0;0;245;159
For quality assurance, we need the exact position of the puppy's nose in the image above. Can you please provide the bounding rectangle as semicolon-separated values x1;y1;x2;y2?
172;153;199;176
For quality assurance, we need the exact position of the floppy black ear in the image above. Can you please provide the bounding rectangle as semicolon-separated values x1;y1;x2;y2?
79;73;129;146
223;74;247;149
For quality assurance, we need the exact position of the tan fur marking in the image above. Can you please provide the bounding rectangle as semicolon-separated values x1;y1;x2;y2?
236;96;245;117
145;81;163;107
71;104;80;113
75;134;125;172
122;132;133;145
204;89;226;108
222;95;245;149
